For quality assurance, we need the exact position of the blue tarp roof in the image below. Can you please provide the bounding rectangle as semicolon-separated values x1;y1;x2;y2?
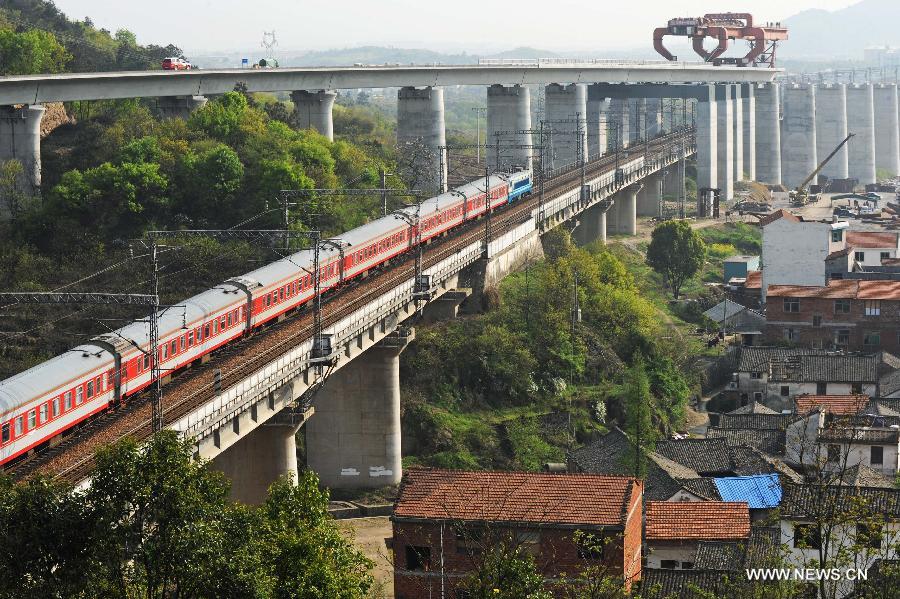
713;474;782;509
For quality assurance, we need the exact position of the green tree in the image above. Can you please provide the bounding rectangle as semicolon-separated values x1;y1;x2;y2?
460;541;552;599
174;143;245;225
0;28;70;75
646;220;707;298
621;359;655;479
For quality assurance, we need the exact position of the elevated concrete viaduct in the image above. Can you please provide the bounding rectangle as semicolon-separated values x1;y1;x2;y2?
0;62;774;194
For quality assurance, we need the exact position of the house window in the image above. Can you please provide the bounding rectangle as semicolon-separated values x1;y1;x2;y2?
681;562;695;570
405;546;431;571
865;300;881;316
794;524;821;549
575;534;603;560
836;329;850;346
882;252;891;261
660;560;679;569
832;229;843;242
871;446;884;465
812;315;822;327
817;382;827;394
780;386;790;397
455;526;483;555
517;530;541;556
834;299;850;314
784;298;800;313
852;382;863;394
855;251;866;262
784;328;798;342
827;444;841;463
864;331;881;347
857;524;883;549
750;372;763;379
754;392;763;402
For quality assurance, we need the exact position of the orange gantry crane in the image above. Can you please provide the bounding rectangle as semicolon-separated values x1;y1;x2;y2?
653;13;788;68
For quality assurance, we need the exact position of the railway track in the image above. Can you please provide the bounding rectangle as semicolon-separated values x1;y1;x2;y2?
6;132;691;485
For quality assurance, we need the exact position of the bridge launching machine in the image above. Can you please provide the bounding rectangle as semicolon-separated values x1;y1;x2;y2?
653;13;788;67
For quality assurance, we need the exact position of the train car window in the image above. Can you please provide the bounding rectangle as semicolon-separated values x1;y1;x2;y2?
170;341;177;355
280;288;285;301
1;423;8;444
87;381;94;397
240;307;245;321
39;403;48;424
180;336;186;351
213;320;219;334
97;376;103;392
163;344;169;359
204;324;211;339
220;316;226;329
76;387;83;405
293;282;298;294
227;313;232;327
64;392;72;411
144;354;150;370
15;417;22;436
53;398;60;417
188;331;194;346
28;409;35;430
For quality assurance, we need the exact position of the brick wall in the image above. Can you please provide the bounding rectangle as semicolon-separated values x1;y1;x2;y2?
392;517;638;599
764;294;900;354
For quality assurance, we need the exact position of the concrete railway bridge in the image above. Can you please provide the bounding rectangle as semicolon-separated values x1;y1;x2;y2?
11;129;694;502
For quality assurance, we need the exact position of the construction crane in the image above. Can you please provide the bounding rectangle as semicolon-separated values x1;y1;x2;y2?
789;133;855;206
653;13;788;67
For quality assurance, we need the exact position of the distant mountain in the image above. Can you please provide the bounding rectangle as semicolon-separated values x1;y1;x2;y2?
783;0;900;59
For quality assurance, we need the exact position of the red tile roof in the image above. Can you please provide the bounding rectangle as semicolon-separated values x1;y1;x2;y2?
744;270;762;290
645;502;750;541
766;279;900;301
847;231;899;249
393;469;641;527
759;209;801;226
795;394;870;416
827;247;852;260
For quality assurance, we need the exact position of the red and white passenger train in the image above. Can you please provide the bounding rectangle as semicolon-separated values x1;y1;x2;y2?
0;170;533;467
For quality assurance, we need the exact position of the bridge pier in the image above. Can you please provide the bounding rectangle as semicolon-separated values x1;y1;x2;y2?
305;329;413;490
156;95;207;120
486;84;532;171
291;89;337;140
755;82;781;185
815;84;849;181
874;83;900;177
781;84;817;189
846;83;876;186
545;83;588;168
637;172;662;217
212;407;312;505
741;84;756;182
628;98;646;145
0;104;43;196
716;84;734;202
732;85;744;182
586;87;609;158
421;289;471;324
572;202;607;246
646;98;663;139
397;86;446;194
695;84;718;198
618;185;640;235
609;98;629;150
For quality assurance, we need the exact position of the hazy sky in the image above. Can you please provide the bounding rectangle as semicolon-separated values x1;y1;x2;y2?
52;0;859;54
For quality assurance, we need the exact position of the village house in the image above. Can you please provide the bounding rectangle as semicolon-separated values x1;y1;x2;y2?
846;231;900;269
391;469;643;598
729;347;892;411
779;484;900;598
760;209;849;303
785;407;900;476
644;501;750;570
765;279;900;354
